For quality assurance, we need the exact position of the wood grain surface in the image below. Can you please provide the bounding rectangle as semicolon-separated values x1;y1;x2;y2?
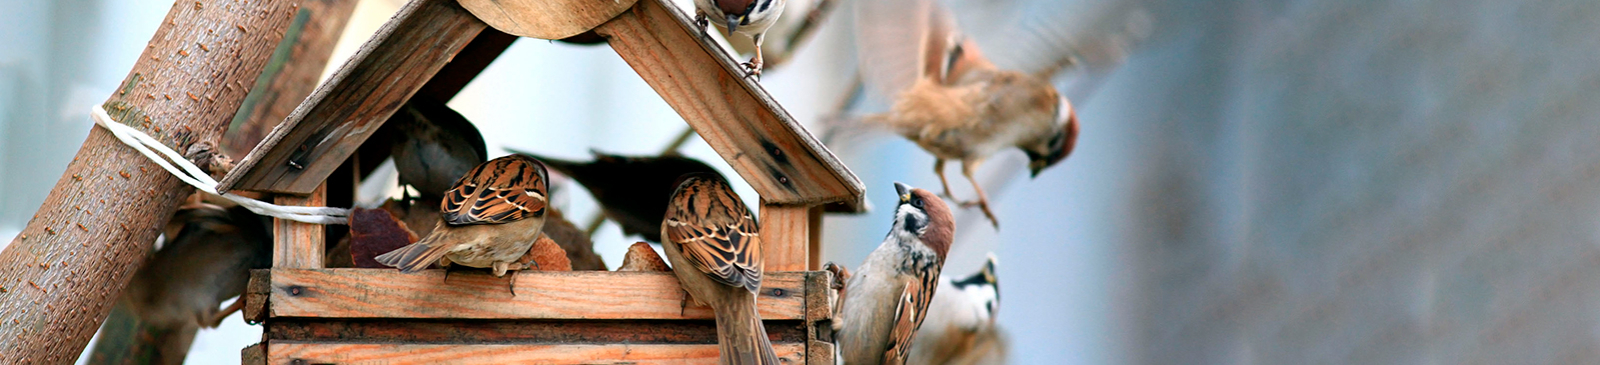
273;182;326;268
223;0;359;158
458;0;639;40
255;269;810;320
265;342;806;364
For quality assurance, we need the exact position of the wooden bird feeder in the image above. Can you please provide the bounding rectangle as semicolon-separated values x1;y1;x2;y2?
218;0;865;363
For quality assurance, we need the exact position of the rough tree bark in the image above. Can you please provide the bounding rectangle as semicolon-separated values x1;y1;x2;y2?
0;1;297;363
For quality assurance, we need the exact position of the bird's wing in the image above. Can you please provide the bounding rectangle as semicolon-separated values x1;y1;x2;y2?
882;264;942;365
664;177;764;293
980;1;1151;97
441;155;548;225
854;0;943;101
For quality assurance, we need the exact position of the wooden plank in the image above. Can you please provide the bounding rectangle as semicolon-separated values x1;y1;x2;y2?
273;183;327;268
596;0;866;211
223;0;360;158
266;269;810;320
0;2;298;362
241;343;266;365
759;203;810;272
218;0;487;194
458;0;639;40
263;318;808;343
267;342;806;365
245;269;272;324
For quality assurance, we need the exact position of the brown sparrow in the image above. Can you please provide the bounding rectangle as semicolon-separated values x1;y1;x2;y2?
907;253;1006;365
385;95;488;202
375;154;549;282
124;203;272;330
694;0;786;76
855;0;1079;228
510;149;719;243
662;173;781;364
834;182;956;365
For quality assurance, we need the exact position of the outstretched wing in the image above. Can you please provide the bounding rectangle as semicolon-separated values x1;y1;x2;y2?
441;155;548;225
882;264;941;365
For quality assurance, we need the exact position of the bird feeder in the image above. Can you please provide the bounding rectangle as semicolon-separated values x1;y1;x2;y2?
217;0;864;363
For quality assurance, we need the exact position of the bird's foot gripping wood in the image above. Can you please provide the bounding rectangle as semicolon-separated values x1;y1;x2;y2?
695;10;710;34
742;58;764;80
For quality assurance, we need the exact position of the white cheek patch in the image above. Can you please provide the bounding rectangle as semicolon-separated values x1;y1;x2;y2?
959;283;1000;320
1055;95;1074;127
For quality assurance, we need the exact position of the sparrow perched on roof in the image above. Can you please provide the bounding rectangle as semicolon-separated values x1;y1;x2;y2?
835;182;956;365
509;149;719;243
907;253;1006;365
694;0;786;77
124;203;272;330
385;95;488;202
854;0;1080;228
662;173;780;364
375;155;549;282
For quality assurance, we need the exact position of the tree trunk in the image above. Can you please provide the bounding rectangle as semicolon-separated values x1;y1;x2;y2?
0;1;297;363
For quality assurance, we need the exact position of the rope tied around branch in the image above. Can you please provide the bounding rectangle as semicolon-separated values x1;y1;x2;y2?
89;104;349;225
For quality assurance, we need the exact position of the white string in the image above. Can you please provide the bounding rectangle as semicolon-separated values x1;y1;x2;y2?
89;105;349;225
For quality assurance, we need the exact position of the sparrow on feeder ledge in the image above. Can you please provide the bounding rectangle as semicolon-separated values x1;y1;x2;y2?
662;173;781;364
375;154;550;293
834;182;956;365
853;0;1080;229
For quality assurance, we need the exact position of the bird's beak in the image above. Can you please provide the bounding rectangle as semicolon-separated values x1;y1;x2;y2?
1028;159;1047;178
894;182;911;203
726;14;743;33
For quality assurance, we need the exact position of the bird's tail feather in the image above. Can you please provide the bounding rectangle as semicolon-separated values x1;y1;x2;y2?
374;234;450;273
715;293;782;365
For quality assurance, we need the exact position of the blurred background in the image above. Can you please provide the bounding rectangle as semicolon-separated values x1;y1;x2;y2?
1;0;1597;363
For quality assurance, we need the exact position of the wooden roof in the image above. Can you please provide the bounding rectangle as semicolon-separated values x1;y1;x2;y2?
218;0;865;211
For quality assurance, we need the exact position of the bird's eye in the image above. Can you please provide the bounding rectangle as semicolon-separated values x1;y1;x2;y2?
911;197;925;208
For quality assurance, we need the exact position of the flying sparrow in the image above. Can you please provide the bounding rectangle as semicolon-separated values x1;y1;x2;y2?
854;0;1079;228
385;95;488;202
509;149;719;243
835;182;956;365
662;173;781;364
375;154;550;285
907;253;1006;365
694;0;786;76
125;203;272;329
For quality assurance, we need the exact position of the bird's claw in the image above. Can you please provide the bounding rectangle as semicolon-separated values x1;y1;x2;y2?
741;61;762;81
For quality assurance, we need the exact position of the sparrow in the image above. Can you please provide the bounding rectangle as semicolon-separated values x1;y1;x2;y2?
508;149;719;243
124;203;273;330
834;182;956;365
854;0;1080;228
385;95;489;202
375;154;549;283
907;253;1006;365
694;0;786;76
661;173;781;364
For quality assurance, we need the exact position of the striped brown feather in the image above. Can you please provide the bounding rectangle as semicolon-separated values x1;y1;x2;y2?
441;154;548;225
883;263;942;365
664;173;764;293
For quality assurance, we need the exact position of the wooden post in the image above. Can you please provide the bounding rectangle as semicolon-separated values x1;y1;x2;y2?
274;183;328;268
760;202;811;272
0;1;296;362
